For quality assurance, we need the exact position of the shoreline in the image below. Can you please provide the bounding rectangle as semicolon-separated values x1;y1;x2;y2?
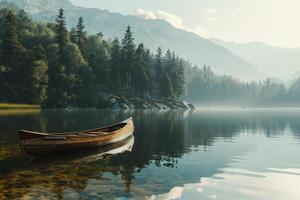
0;103;40;110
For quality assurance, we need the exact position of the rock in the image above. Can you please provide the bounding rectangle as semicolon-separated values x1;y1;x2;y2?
187;103;195;110
97;90;193;110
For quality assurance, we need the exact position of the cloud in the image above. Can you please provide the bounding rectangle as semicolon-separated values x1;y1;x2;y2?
134;9;210;38
205;8;217;14
206;17;217;22
134;8;184;29
188;25;210;38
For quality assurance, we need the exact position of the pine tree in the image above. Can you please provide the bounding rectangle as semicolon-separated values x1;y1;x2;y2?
173;58;185;98
163;72;175;99
133;43;149;94
55;8;68;63
109;37;121;89
163;49;172;72
121;26;135;90
69;27;77;43
2;11;23;101
166;53;185;99
75;16;87;60
47;8;70;107
143;48;155;95
155;47;163;97
2;11;21;69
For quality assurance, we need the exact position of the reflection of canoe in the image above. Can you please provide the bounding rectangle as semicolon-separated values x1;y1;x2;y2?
70;135;134;163
19;117;134;157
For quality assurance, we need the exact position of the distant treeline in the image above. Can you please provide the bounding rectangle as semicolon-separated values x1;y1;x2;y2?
0;8;185;107
1;7;300;107
186;65;300;106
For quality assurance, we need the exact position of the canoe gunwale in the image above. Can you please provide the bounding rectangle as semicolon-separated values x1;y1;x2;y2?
19;117;133;140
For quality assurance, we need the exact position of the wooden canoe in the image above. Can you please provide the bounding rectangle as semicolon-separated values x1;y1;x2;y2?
19;117;134;157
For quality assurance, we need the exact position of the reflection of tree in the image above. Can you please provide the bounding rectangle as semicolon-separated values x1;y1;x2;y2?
2;109;300;199
0;137;134;199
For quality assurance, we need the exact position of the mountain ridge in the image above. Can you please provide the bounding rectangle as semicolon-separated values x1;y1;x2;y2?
0;0;262;81
212;39;300;82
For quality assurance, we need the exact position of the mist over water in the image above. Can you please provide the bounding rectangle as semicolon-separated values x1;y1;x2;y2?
0;109;300;199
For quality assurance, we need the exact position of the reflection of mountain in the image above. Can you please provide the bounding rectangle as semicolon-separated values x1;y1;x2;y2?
153;131;300;200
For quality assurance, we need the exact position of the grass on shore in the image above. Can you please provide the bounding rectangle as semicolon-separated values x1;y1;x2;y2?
0;103;40;109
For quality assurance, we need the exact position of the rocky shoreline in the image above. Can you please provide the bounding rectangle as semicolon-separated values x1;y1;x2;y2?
98;92;195;110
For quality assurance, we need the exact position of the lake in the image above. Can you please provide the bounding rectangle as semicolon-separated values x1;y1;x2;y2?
0;108;300;199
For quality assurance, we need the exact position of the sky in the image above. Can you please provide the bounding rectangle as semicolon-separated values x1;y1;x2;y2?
70;0;300;48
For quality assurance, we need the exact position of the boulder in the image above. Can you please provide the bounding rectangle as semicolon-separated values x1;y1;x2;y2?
187;103;195;110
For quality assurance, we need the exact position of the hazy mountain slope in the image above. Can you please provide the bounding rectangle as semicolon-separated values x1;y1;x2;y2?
1;0;262;81
212;39;300;81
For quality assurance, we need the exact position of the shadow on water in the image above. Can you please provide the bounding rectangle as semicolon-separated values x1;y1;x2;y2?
0;109;300;198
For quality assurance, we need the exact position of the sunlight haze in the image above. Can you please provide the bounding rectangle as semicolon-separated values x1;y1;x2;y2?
70;0;300;48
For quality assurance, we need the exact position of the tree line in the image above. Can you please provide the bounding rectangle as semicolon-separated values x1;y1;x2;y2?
186;65;300;106
0;8;185;107
2;7;300;108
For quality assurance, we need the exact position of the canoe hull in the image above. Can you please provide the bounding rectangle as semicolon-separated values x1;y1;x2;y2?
20;118;134;157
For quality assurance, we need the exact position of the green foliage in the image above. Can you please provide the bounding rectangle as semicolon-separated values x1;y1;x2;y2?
5;7;300;108
162;72;175;100
87;35;110;85
121;26;136;90
133;43;149;94
75;16;87;59
69;27;77;43
185;65;291;106
2;11;21;68
109;38;121;89
29;60;48;104
55;8;69;62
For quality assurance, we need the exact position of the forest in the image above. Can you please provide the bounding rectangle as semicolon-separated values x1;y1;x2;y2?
0;8;185;108
186;65;300;106
1;7;300;107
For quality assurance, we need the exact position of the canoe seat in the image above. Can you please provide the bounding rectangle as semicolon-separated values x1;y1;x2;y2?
44;136;66;140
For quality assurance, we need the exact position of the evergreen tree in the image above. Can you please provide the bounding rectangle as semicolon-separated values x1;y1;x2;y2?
163;49;172;72
133;43;149;94
2;11;23;101
143;48;155;95
155;47;163;97
162;72;175;99
47;8;70;107
46;43;68;107
97;32;104;38
2;11;21;69
75;16;87;59
55;8;68;63
170;56;185;98
69;27;77;43
29;60;48;104
121;26;135;90
87;35;110;86
109;37;121;89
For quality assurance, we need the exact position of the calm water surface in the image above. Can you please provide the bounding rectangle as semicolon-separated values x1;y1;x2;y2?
0;108;300;199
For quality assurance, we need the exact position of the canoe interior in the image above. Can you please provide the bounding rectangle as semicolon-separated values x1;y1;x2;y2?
19;118;131;140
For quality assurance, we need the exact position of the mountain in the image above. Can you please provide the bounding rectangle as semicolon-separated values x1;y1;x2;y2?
212;39;300;82
0;0;262;81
